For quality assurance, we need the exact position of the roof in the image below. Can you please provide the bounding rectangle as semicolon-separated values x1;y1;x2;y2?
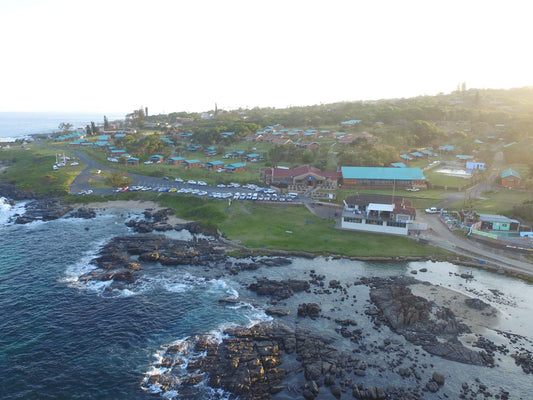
341;167;426;181
400;154;412;160
184;159;201;164
225;162;246;169
368;203;394;212
168;157;185;161
501;168;521;179
439;145;454;151
456;155;474;160
206;160;225;166
266;165;341;180
150;154;164;159
410;152;423;157
391;162;407;168
478;214;520;224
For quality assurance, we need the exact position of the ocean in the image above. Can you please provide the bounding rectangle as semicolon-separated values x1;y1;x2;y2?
1;197;533;399
0;112;125;142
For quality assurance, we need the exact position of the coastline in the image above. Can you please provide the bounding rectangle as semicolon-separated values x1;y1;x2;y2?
78;200;190;226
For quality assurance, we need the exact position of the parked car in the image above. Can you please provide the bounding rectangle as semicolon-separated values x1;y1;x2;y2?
425;207;439;214
406;187;420;192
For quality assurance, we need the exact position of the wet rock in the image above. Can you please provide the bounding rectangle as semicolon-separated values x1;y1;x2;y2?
265;307;291;317
464;298;489;310
426;380;439;392
248;278;310;300
432;371;445;385
68;207;96;219
367;276;492;366
297;303;321;319
15;198;72;224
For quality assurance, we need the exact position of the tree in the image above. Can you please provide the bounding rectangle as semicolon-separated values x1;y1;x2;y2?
106;171;132;188
58;122;73;133
91;121;97;135
85;125;91;135
104;115;109;130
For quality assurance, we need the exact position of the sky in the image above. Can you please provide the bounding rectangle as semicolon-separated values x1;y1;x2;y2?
0;0;531;115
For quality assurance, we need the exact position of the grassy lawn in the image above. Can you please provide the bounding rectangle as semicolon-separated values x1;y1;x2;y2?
0;147;85;195
219;202;450;257
424;169;473;189
449;189;533;215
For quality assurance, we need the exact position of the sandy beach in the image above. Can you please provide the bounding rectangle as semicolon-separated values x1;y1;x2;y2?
409;283;501;333
79;200;190;225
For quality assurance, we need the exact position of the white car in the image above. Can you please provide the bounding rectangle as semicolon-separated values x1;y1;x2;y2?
70;162;79;166
425;207;439;214
175;177;184;182
187;180;197;185
406;187;420;192
197;181;207;186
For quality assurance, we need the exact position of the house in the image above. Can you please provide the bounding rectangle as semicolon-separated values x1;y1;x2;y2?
410;151;424;158
341;194;416;236
477;214;520;232
438;145;454;152
205;160;225;170
390;162;407;168
341;119;362;126
187;145;203;152
341;167;426;188
126;157;139;166
456;155;474;160
109;149;126;156
243;153;260;162
400;154;413;161
220;131;235;138
230;151;245;159
223;162;246;172
501;168;521;187
466;161;485;171
168;157;185;165
150;155;164;163
182;159;202;168
264;165;341;190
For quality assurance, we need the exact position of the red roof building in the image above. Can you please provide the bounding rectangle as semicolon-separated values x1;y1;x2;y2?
264;165;340;190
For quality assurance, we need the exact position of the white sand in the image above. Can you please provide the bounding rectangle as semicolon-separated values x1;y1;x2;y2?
409;283;500;333
79;200;189;225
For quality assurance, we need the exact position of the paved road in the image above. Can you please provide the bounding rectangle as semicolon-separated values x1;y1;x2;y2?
416;212;533;276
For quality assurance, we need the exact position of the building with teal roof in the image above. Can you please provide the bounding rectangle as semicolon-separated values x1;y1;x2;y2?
205;160;225;170
501;168;521;187
341;167;426;188
223;162;246;172
438;145;454;151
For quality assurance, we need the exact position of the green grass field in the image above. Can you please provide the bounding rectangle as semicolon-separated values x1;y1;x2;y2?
154;194;451;258
0;147;84;195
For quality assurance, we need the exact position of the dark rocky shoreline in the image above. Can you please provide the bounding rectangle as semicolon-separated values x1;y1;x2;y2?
80;228;519;400
3;194;530;399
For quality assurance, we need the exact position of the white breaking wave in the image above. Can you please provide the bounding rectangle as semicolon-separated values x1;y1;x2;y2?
0;197;26;226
